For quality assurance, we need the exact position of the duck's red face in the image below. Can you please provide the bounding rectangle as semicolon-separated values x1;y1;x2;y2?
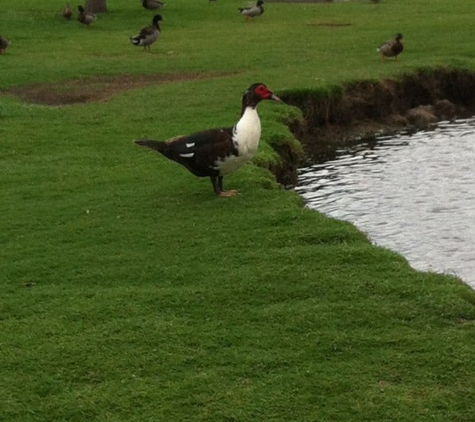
255;84;273;99
254;84;281;101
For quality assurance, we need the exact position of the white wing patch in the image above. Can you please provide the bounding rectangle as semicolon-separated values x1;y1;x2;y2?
186;143;195;148
179;153;194;158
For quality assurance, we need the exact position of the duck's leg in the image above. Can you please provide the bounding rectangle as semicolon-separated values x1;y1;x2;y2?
210;175;220;194
210;176;238;197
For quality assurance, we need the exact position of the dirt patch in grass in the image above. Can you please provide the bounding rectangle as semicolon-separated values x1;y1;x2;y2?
2;71;236;106
309;22;352;27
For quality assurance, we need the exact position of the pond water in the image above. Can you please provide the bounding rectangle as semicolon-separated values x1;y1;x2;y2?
295;117;475;288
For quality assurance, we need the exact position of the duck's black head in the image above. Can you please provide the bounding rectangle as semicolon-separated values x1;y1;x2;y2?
395;33;403;40
152;15;163;30
241;83;281;113
257;0;264;5
78;5;84;12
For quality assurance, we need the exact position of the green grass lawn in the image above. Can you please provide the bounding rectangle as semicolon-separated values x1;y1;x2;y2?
2;1;475;421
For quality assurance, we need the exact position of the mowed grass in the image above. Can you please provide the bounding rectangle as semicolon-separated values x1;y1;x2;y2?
2;1;475;421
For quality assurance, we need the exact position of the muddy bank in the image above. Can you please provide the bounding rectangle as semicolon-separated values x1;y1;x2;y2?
280;67;475;163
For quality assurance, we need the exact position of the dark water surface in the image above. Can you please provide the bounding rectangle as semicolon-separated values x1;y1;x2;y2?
296;118;475;288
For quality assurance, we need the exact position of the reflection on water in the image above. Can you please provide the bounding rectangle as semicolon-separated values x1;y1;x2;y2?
296;118;475;288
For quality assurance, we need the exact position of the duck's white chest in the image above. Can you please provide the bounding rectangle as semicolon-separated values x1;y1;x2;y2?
214;108;261;175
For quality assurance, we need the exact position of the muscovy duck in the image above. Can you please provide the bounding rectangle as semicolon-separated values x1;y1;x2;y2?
135;83;281;197
377;33;404;62
239;0;264;21
77;5;96;28
130;14;162;51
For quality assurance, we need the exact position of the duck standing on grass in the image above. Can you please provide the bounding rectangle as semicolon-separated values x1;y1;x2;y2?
0;35;10;54
130;14;162;52
141;0;164;10
377;33;404;62
62;3;73;19
134;83;281;197
239;0;264;21
77;5;96;28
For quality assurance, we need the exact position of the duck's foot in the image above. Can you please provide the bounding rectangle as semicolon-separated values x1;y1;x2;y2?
211;176;238;197
218;190;238;197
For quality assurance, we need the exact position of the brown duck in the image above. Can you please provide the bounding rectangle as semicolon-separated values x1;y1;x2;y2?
77;5;96;28
62;3;73;19
239;0;264;21
377;33;404;62
130;14;162;52
141;0;164;11
0;35;10;54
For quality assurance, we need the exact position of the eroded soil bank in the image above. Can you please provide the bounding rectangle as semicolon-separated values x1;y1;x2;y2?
280;67;475;164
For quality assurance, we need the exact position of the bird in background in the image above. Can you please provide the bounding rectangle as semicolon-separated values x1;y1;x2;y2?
141;0;164;11
377;33;404;62
134;83;281;197
239;0;264;21
130;14;162;52
0;35;10;54
62;3;73;19
77;5;96;28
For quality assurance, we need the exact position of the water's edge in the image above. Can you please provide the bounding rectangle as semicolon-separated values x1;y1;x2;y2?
296;118;475;288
